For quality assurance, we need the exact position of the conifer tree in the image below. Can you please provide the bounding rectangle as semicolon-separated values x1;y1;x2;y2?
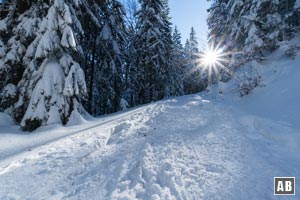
92;0;127;115
207;0;300;95
131;0;173;104
0;0;97;131
170;26;184;96
123;0;140;107
207;0;300;59
160;0;182;97
183;27;203;94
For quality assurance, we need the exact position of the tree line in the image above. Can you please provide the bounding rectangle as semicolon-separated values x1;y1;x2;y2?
2;0;299;131
0;0;205;131
207;0;300;95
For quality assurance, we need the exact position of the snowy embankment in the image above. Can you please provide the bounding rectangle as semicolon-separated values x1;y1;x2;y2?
0;52;300;199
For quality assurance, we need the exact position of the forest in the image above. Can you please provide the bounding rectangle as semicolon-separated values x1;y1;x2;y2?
0;0;299;131
1;1;300;199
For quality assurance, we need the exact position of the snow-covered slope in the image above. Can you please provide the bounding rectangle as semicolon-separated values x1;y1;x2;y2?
0;53;300;199
219;45;300;130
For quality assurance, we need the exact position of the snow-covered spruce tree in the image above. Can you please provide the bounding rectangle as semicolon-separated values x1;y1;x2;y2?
90;0;127;116
187;27;199;54
131;0;174;104
207;0;300;95
0;0;89;131
207;0;232;50
183;27;206;94
161;0;183;97
0;0;27;112
76;0;102;114
172;26;183;57
234;0;282;57
208;0;300;60
289;0;300;34
124;39;140;107
123;0;140;107
169;26;184;96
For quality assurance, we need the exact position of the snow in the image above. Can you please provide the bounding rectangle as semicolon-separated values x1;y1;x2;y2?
73;0;79;7
100;23;112;40
44;6;59;31
0;19;7;31
0;60;4;69
63;4;73;25
61;25;77;48
35;30;60;58
21;60;65;127
113;40;121;54
46;106;62;125
0;112;15;127
4;37;25;63
0;51;300;199
67;106;87;126
64;63;87;96
55;0;65;10
16;17;39;37
295;0;300;9
1;83;17;98
0;40;5;58
5;51;19;63
25;34;41;59
219;42;300;129
59;53;73;74
120;98;129;110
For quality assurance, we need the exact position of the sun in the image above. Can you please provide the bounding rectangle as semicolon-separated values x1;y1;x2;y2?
202;48;222;66
198;44;231;85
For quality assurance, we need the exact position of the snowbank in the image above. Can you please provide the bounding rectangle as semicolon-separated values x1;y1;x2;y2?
215;43;300;129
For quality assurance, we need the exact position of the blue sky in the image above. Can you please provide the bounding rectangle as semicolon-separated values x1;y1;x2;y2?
169;0;211;48
119;0;211;47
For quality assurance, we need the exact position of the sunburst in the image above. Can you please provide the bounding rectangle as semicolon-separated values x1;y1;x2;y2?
198;43;232;85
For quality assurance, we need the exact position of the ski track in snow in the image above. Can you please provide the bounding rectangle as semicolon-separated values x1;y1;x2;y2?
1;94;299;200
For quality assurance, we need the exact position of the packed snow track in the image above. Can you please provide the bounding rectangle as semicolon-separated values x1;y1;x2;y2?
1;93;299;200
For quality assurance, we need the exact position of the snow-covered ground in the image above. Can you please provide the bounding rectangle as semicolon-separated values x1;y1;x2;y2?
0;51;300;199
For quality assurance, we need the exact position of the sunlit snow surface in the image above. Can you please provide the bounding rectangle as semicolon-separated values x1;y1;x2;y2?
0;48;300;199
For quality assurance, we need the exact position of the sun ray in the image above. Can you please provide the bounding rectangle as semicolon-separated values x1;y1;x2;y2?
197;42;233;86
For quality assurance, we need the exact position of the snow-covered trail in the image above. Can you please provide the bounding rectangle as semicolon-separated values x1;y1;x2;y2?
0;103;158;160
1;94;299;200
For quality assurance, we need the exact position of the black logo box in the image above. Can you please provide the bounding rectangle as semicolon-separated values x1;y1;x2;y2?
274;177;295;195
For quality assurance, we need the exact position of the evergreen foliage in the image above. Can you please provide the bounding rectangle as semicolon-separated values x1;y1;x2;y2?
0;0;189;131
183;27;207;94
91;0;127;115
0;0;90;130
207;0;300;60
3;0;297;131
207;0;300;95
127;0;177;105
